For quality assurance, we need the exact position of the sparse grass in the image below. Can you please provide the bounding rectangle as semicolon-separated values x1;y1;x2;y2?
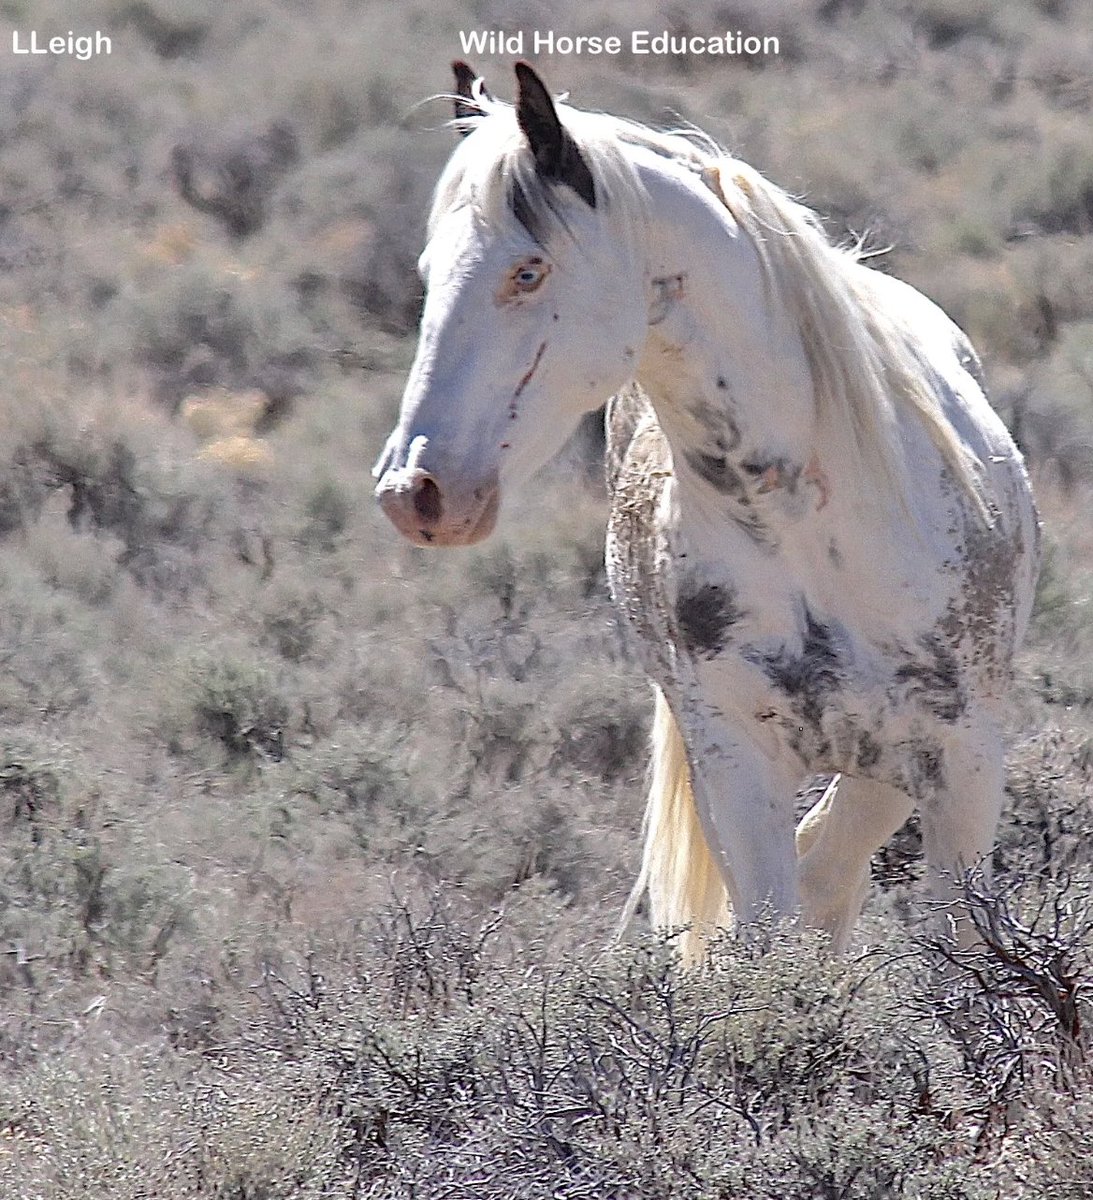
0;0;1092;1194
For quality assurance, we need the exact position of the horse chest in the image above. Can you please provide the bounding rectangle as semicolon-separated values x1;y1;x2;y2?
673;582;879;770
649;538;965;777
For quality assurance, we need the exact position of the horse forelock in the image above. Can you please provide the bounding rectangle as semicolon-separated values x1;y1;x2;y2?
429;100;655;247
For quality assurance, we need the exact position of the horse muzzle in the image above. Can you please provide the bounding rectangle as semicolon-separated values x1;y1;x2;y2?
375;467;500;547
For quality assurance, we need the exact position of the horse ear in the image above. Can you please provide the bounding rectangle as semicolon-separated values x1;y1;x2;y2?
513;61;595;208
452;60;490;133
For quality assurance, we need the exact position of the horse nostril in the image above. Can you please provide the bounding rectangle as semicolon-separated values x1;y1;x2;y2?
412;475;443;524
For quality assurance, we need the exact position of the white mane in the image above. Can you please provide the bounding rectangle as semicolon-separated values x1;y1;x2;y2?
430;89;989;518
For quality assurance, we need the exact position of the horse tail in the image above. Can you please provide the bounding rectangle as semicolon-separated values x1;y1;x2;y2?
619;687;729;962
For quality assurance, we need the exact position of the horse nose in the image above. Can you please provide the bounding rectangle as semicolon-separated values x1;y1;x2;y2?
411;473;443;526
376;466;500;547
379;468;444;540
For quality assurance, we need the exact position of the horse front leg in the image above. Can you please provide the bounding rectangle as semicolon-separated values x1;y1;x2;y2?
677;701;800;926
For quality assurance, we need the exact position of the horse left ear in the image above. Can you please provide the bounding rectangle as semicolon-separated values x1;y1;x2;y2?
452;60;490;134
514;61;595;208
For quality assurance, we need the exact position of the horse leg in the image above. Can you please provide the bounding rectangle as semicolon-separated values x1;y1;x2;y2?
796;775;915;952
682;712;800;926
917;714;1006;949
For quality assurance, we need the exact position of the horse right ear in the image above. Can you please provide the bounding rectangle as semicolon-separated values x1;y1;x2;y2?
514;61;596;208
452;60;490;134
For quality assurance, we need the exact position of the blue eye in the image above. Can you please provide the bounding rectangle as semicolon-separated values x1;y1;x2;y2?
511;257;548;292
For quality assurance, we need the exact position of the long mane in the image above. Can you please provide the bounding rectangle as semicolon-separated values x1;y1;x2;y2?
431;88;989;518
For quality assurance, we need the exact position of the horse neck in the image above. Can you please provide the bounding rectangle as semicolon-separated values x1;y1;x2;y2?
631;153;824;519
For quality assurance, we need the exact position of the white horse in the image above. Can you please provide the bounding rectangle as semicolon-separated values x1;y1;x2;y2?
374;62;1040;957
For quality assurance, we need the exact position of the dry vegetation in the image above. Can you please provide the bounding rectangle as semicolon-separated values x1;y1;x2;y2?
0;0;1091;1195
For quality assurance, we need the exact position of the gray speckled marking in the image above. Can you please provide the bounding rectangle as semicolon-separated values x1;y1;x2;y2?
741;456;803;494
686;404;743;463
856;730;882;770
753;605;844;749
892;634;965;723
684;448;748;501
682;446;771;546
940;515;1024;683
907;742;945;799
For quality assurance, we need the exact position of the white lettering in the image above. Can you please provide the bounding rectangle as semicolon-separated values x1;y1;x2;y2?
12;29;112;57
454;27;778;59
631;29;779;56
458;29;489;53
458;29;523;55
531;31;621;55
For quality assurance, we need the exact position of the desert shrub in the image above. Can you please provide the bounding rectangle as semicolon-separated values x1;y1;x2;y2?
1022;322;1093;486
181;654;292;762
0;390;249;599
0;748;62;847
1010;134;1093;238
261;585;328;661
911;0;1001;49
548;674;649;782
301;477;352;551
708;1104;994;1200
911;870;1093;1163
0;561;97;719
0;1049;346;1200
163;920;981;1199
1013;1082;1093;1199
121;261;316;408
288;728;418;841
118;0;212;59
1000;726;1093;880
1;795;191;992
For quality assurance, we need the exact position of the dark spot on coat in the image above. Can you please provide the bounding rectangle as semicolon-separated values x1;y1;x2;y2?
682;444;771;546
828;540;843;569
856;730;882;770
676;583;743;660
740;456;804;495
716;376;727;390
733;511;772;546
716;426;739;454
893;634;965;722
686;403;741;455
683;449;748;501
907;742;944;798
759;605;843;728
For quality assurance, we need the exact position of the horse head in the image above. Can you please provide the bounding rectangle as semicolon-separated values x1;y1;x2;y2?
374;61;646;547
